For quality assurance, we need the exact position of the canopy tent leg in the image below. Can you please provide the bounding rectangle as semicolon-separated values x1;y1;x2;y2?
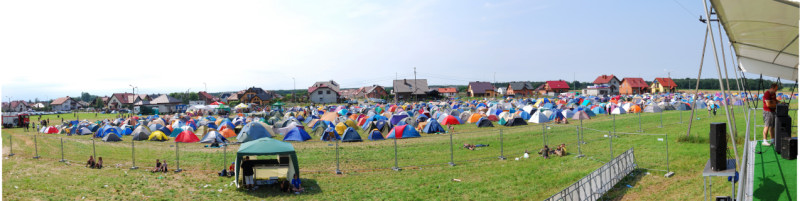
686;25;709;138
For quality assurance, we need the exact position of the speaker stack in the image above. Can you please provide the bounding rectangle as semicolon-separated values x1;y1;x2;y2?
710;123;727;171
774;103;792;155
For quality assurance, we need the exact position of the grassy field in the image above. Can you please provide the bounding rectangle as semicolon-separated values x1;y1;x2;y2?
2;104;795;200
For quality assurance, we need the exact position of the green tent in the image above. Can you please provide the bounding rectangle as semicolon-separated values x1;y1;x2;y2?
235;138;300;187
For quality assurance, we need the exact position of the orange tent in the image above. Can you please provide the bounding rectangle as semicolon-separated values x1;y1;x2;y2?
166;125;173;132
467;113;484;123
629;105;642;113
220;128;237;138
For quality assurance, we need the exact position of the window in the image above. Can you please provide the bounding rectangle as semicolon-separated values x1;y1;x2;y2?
318;91;322;95
326;91;331;94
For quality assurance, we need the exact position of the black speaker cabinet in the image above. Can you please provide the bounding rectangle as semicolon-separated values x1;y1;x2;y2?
775;116;792;153
710;123;727;171
781;137;797;160
775;103;790;117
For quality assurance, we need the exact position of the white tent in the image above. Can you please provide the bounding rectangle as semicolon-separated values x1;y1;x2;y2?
528;111;550;124
711;0;798;80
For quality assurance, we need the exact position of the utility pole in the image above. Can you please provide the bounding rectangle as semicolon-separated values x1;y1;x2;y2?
394;72;398;104
292;77;296;103
203;82;207;92
4;96;11;112
413;67;417;102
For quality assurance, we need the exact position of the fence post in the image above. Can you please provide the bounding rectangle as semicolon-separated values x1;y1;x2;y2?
542;123;547;147
498;129;506;160
33;134;40;159
174;142;183;173
448;130;455;166
8;133;14;157
576;126;584;158
613;114;616;134
223;144;227;172
92;138;96;162
392;136;401;171
59;138;66;162
659;109;664;128
130;139;138;169
335;137;342;174
679;109;683;124
637;112;642;132
608;131;613;161
665;134;674;177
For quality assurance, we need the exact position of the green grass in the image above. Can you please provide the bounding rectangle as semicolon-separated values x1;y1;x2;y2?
2;105;796;200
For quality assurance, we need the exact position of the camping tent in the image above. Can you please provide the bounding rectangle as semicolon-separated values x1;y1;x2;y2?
440;115;460;125
235;138;299;188
200;130;228;143
132;126;152;141
170;127;184;138
341;127;363;142
422;119;446;133
504;117;528;126
476;118;494;127
610;107;627;114
386;125;421;139
283;126;312;142
367;129;385;140
643;104;663;113
175;130;200;143
467;113;483;123
237;122;272;143
102;132;122;142
320;127;341;141
148;130;169;141
220;128;237;138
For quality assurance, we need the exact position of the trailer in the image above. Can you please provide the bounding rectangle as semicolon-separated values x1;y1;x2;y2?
2;114;30;128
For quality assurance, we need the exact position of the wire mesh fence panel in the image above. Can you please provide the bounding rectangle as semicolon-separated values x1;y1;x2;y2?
610;133;668;172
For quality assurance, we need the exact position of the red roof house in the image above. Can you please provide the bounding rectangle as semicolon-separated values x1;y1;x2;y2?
620;78;650;95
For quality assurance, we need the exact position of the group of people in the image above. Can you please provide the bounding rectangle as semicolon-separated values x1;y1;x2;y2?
85;156;103;169
239;156;304;193
538;144;567;159
152;159;169;173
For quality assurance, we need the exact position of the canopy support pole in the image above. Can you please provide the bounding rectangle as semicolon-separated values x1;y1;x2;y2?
702;0;739;164
686;17;710;137
717;18;739;138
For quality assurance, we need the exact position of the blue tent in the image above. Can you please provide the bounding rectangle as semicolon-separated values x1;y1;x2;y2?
386;125;421;139
591;106;606;115
283;126;312;142
200;131;228;143
96;127;122;138
390;114;409;125
219;121;235;130
304;115;319;124
157;127;171;136
549;109;565;121
367;129;385;141
207;123;217;130
148;124;164;132
121;127;133;135
320;127;341;141
422;120;445;133
170;127;184;138
341;127;363;142
519;111;531;120
94;125;112;138
236;122;272;143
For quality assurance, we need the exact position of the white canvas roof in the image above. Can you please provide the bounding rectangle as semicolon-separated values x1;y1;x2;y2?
711;0;798;80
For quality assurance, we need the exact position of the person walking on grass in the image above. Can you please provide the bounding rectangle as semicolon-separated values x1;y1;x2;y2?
762;83;778;146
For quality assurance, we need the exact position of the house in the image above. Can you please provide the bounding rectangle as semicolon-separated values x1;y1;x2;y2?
198;91;220;104
240;87;277;105
467;82;496;97
134;94;183;113
356;85;388;99
4;101;29;112
651;77;677;93
496;87;507;96
221;91;244;103
393;79;430;100
308;80;341;104
339;89;360;100
592;74;621;95
437;87;458;97
506;82;535;97
107;93;151;110
619;78;650;95
582;85;612;96
537;80;570;95
51;96;75;111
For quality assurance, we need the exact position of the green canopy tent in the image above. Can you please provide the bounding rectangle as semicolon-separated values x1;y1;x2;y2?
272;101;285;113
234;137;300;188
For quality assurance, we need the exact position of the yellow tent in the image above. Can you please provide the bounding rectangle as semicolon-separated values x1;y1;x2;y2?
148;131;169;141
335;122;348;134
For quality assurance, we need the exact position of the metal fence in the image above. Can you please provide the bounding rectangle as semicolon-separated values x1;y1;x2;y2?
545;148;637;201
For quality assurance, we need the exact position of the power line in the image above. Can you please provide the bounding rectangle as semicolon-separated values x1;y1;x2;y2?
671;0;697;19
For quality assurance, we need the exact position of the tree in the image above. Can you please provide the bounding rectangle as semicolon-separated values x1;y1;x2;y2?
94;97;105;109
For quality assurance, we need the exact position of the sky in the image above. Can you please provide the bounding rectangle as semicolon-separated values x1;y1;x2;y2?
1;0;740;101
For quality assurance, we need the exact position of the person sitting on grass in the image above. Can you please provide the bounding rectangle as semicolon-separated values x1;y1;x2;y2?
291;174;304;194
463;143;489;150
228;162;235;176
86;156;95;168
152;159;162;173
94;157;103;169
554;144;567;157
280;179;292;193
538;145;550;159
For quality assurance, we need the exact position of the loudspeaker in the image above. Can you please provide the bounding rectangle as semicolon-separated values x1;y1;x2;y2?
710;123;727;171
775;116;792;153
781;137;797;160
775;103;790;117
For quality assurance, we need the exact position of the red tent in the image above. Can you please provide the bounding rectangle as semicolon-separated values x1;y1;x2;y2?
440;115;460;125
175;130;200;143
487;115;499;121
46;126;58;134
